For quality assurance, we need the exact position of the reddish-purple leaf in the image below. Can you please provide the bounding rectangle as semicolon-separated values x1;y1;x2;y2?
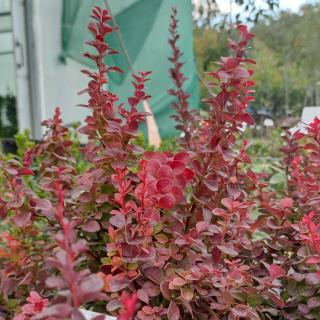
156;178;173;193
18;168;34;176
212;247;222;263
217;245;238;257
157;165;173;178
137;289;149;304
168;301;180;320
12;212;31;227
174;151;190;164
80;274;103;294
169;160;185;175
108;275;129;292
82;220;100;233
280;197;293;209
196;221;209;233
158;194;176;209
181;287;194;301
35;199;52;211
79;192;93;203
109;214;126;228
269;264;286;279
160;281;171;300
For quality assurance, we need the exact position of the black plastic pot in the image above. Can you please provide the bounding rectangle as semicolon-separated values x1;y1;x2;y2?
1;138;17;154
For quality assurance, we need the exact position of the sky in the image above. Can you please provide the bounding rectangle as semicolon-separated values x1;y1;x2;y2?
279;0;315;11
194;0;318;15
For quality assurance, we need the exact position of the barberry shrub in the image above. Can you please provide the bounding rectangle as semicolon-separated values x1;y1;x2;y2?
0;5;319;320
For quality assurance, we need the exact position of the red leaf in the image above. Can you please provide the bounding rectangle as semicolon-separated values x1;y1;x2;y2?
168;301;180;320
183;168;194;181
35;199;52;211
307;257;320;264
269;264;286;279
221;57;239;70
156;178;173;193
231;305;249;317
196;221;209;233
157;165;173;178
109;214;126;229
217;245;238;257
108;275;129;292
79;192;93;203
233;67;250;79
137;289;149;304
142;281;160;297
293;131;304;140
305;272;320;285
169;160;185;175
146;159;161;176
82;220;100;233
237;113;255;125
203;177;218;192
174;151;190;164
12;212;31;227
158;194;176;209
46;276;65;289
18;168;34;176
221;198;235;211
128;97;139;107
144;267;162;284
171;186;183;201
280;197;293;209
268;291;285;308
170;277;187;288
237;24;248;34
107;66;123;74
160;281;171;300
80;274;103;294
212;247;222;263
144;208;160;224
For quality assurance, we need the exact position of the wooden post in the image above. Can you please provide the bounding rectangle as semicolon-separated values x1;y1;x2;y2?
143;100;161;148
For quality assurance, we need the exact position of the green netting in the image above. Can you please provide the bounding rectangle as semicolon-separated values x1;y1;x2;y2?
61;0;199;139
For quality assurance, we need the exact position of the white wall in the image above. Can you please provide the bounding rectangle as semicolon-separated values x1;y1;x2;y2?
27;0;90;137
0;0;16;96
0;54;16;95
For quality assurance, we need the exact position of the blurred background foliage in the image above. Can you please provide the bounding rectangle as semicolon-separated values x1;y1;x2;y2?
193;1;320;118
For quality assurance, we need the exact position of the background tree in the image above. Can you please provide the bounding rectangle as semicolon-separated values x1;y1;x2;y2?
193;2;320;118
253;3;320;114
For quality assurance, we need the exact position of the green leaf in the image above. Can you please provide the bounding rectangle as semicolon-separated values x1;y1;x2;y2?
154;223;163;234
127;262;139;270
269;172;286;185
101;257;112;265
7;299;19;309
251;208;262;220
247;294;263;307
252;230;271;242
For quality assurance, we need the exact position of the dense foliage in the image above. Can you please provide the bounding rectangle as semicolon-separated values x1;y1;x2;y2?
1;6;320;320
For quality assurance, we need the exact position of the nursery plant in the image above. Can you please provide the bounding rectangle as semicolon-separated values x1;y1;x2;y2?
1;5;320;320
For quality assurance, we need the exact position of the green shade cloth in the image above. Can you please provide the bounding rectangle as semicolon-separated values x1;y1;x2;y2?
61;0;199;138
